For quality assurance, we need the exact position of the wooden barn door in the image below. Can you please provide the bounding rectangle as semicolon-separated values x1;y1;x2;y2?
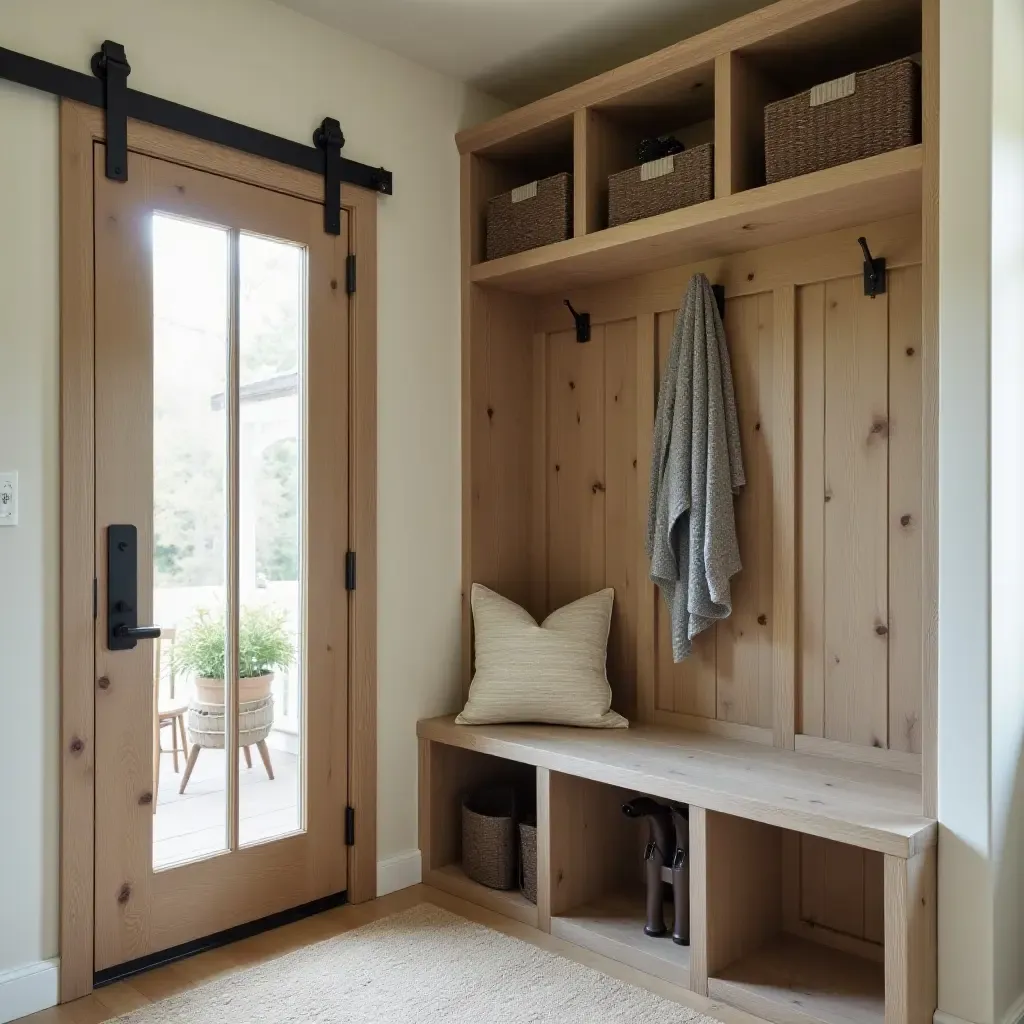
92;146;350;972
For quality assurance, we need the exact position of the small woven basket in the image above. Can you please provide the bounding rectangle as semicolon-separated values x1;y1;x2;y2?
186;695;274;750
608;143;714;228
764;58;920;184
485;173;572;261
518;819;538;904
462;787;517;891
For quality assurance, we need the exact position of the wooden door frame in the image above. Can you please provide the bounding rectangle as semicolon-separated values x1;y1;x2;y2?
58;99;378;1003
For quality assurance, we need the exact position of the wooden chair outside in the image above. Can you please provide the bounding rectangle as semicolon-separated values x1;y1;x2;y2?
153;628;189;810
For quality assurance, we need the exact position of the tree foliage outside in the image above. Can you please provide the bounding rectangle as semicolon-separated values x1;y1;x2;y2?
152;218;304;589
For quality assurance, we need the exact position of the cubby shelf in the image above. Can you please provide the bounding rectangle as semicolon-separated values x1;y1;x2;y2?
426;863;539;928
470;145;922;294
551;890;691;988
709;935;885;1024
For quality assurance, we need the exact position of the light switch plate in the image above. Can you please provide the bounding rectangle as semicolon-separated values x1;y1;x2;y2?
0;472;18;526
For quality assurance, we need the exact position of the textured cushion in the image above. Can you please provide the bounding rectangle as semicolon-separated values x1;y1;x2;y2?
456;584;628;729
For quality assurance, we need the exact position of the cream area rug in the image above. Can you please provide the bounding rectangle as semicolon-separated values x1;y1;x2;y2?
113;904;718;1023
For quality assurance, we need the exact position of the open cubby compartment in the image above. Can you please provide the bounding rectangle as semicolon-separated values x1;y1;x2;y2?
576;59;716;234
718;0;923;195
419;737;539;926
699;809;936;1024
545;771;692;989
467;116;576;266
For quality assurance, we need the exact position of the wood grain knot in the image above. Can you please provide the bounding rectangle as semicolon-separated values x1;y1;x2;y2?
869;417;889;439
554;464;560;473
906;347;915;357
330;279;338;291
824;491;832;503
592;481;606;494
747;273;755;282
632;459;637;469
97;676;111;690
139;792;153;806
69;737;84;754
117;884;132;905
900;514;912;527
875;624;889;636
568;380;575;390
486;407;494;420
757;614;767;626
754;421;761;432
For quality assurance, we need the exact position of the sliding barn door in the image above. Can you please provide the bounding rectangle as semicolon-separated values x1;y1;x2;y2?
92;147;350;971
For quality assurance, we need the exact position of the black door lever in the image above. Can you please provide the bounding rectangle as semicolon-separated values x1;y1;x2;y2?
112;623;162;642
107;525;163;650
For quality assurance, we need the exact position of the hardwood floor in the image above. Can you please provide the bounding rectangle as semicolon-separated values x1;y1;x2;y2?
18;886;765;1024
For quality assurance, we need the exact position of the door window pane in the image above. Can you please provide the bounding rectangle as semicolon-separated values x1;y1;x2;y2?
151;214;230;869
237;232;306;846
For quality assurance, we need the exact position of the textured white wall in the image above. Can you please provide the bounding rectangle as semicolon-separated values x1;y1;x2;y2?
0;0;503;979
938;1;1024;1022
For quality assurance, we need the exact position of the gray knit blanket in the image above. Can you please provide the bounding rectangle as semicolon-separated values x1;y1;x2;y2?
646;274;745;662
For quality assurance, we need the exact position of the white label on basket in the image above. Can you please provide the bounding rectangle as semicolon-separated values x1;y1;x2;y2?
640;155;675;181
810;74;856;107
510;181;538;203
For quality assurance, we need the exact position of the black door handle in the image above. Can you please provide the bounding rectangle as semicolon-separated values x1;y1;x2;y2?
107;525;162;650
113;623;162;642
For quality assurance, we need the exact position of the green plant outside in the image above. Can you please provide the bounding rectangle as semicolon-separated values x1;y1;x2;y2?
173;606;296;680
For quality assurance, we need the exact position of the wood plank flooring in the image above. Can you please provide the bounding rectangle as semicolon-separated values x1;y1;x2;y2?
18;886;765;1024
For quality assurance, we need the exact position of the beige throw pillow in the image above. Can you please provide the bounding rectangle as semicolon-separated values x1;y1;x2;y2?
456;584;628;728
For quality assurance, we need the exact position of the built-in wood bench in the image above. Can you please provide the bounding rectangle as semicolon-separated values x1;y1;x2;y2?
418;716;936;1024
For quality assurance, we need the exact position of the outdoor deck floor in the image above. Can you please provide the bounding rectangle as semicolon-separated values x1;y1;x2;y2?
154;742;300;868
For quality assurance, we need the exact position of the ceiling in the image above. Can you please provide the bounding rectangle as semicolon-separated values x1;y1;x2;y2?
274;0;777;106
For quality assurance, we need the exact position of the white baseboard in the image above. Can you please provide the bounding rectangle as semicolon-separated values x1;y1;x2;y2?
377;849;422;897
936;1012;975;1024
0;959;59;1024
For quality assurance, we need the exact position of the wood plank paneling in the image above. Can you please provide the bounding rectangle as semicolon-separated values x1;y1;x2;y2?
823;276;890;749
547;326;607;610
798;283;827;738
717;292;774;730
888;266;924;755
604;319;639;718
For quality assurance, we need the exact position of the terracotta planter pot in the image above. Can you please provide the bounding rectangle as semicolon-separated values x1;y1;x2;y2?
193;673;274;705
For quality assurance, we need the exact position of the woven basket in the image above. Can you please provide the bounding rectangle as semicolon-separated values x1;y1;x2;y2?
518;819;537;904
485;173;572;261
608;143;713;228
186;695;274;750
764;58;920;184
462;787;517;891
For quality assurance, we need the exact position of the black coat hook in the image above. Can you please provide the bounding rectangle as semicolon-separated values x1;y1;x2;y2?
565;299;591;343
858;236;887;298
711;284;726;322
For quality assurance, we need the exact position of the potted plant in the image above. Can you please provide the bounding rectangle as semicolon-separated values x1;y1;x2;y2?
174;606;296;705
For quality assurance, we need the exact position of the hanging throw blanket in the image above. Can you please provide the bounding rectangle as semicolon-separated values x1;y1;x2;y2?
646;273;745;662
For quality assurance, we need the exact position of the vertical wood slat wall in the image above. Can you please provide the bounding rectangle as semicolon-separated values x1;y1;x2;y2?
466;224;924;768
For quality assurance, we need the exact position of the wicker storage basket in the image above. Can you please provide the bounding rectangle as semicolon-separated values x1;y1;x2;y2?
462;787;517;890
186;695;274;750
608;143;714;228
518;819;537;904
764;58;920;184
485;173;572;261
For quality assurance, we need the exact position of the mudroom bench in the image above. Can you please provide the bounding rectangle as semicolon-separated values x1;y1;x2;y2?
418;716;936;1024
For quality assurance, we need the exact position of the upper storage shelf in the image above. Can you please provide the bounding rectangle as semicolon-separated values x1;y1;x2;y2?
460;0;924;293
469;145;921;293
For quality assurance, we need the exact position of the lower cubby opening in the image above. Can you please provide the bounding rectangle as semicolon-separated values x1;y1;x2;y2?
545;772;692;988
704;810;885;1024
420;740;538;927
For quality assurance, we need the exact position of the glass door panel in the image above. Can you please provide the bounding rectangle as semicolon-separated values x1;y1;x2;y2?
151;214;230;868
238;233;306;847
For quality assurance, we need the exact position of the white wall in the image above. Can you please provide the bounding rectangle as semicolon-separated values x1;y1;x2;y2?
938;1;1024;1022
0;0;503;986
989;0;1024;1018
